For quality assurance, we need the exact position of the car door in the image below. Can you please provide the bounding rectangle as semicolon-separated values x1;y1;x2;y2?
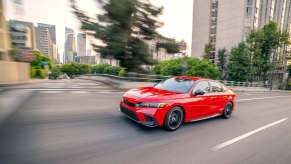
186;81;212;120
209;81;227;114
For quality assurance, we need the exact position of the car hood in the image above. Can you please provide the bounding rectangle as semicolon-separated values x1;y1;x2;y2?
123;87;186;101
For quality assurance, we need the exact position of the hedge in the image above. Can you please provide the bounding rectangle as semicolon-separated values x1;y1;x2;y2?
60;63;126;77
152;57;221;79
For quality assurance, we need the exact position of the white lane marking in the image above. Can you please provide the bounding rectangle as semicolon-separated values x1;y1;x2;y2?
38;91;65;94
237;95;291;102
68;91;89;94
212;118;288;151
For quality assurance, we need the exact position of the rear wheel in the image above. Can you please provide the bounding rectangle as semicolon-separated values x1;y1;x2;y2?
222;102;233;119
164;107;184;131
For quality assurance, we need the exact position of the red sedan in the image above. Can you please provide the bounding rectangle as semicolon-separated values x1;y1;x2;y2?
120;76;236;131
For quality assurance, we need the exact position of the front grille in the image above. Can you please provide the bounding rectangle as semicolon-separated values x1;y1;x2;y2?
120;105;138;121
123;99;136;107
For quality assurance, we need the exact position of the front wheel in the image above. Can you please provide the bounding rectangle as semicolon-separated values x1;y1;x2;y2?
164;107;184;131
222;102;233;119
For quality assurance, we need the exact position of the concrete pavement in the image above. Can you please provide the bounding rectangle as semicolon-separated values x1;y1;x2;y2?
0;79;291;164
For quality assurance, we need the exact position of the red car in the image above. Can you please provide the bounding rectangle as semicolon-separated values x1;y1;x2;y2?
120;76;236;131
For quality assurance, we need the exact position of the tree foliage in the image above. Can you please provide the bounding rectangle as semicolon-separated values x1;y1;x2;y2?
153;57;221;79
227;42;252;81
246;21;289;81
227;22;289;81
156;38;181;54
203;43;214;61
71;0;179;71
217;48;227;78
61;63;91;77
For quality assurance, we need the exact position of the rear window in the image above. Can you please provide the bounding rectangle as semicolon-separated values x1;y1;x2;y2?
155;78;196;93
210;81;224;92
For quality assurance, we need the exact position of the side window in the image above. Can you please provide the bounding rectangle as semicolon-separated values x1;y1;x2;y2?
210;81;224;92
194;81;210;93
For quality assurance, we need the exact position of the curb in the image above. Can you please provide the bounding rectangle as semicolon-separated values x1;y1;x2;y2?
0;79;49;87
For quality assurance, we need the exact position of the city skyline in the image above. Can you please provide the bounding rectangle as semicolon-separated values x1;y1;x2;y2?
4;0;194;62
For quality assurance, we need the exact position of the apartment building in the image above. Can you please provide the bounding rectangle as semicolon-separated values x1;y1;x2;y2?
35;23;57;60
64;27;76;63
9;20;36;49
0;0;9;60
192;0;291;62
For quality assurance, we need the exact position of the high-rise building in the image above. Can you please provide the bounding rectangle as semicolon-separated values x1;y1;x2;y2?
37;23;56;44
9;20;36;49
35;23;57;60
192;0;291;62
0;0;10;60
77;33;86;56
64;27;76;63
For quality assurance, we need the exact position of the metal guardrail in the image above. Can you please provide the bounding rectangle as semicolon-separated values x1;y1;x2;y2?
87;73;267;88
86;74;167;82
219;80;267;88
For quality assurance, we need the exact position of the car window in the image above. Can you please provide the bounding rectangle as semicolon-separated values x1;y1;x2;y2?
193;81;210;93
210;81;224;92
154;78;196;93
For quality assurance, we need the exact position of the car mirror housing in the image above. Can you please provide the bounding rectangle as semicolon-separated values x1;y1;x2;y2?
194;89;205;96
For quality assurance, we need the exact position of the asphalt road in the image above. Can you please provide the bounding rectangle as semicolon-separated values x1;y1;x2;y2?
1;79;291;164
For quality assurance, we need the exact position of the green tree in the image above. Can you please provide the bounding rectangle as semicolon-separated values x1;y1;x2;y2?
61;63;91;77
217;48;227;79
203;43;214;61
246;21;289;81
30;51;54;78
71;0;179;71
153;57;221;79
227;42;252;81
156;38;181;54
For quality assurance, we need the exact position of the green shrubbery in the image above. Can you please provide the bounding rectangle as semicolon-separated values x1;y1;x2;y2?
59;63;126;77
31;66;46;79
91;64;126;76
60;63;91;77
153;57;221;79
30;51;53;78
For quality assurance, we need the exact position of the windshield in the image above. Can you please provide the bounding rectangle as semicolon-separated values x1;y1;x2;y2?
154;78;196;93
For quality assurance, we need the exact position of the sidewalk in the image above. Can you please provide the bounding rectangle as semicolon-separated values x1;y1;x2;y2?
0;79;48;87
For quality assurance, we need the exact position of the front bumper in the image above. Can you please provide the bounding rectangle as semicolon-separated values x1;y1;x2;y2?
120;103;159;127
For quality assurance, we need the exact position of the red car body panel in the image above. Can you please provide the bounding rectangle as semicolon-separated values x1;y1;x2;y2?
120;76;236;127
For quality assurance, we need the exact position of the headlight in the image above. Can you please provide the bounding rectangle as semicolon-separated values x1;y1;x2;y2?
136;102;167;108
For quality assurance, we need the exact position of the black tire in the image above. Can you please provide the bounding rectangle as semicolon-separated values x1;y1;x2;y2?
222;102;233;119
164;107;184;131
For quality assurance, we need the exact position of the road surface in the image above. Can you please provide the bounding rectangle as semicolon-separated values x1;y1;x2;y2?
0;79;291;164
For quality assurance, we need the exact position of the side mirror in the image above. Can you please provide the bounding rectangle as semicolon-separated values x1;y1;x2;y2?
194;89;205;96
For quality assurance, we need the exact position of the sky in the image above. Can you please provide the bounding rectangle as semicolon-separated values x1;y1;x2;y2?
4;0;193;61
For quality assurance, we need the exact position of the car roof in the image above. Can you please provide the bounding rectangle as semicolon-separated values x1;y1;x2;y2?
174;76;208;81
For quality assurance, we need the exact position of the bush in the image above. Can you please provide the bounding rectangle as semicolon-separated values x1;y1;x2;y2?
153;57;221;79
104;66;122;75
49;66;62;79
31;67;37;78
91;64;126;76
31;66;46;78
61;63;91;77
91;64;111;74
118;68;126;77
38;69;46;79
